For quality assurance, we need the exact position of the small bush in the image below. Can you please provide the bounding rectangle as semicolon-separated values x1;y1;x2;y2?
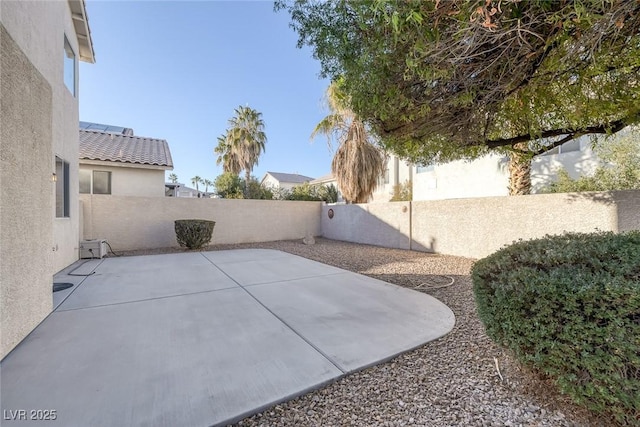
472;232;640;425
174;219;215;250
390;180;412;201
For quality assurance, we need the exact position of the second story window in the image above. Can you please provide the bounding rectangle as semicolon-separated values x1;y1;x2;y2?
64;35;76;96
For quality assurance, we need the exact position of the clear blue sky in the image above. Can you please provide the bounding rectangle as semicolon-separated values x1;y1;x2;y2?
79;0;333;186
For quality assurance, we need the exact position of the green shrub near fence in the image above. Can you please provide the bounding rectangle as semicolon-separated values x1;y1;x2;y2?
472;232;640;425
174;219;215;250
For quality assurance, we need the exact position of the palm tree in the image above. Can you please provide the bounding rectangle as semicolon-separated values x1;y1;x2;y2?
214;132;242;175
203;179;213;194
508;143;531;195
168;173;178;183
226;106;267;185
191;176;203;193
312;80;385;203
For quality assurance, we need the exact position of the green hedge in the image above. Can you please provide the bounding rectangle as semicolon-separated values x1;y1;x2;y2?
174;219;215;250
472;232;640;425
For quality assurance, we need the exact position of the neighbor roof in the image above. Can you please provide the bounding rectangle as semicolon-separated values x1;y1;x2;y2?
265;172;315;184
79;130;173;168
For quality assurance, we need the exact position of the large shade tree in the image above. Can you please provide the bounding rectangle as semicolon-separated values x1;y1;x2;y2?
312;80;386;203
278;0;640;194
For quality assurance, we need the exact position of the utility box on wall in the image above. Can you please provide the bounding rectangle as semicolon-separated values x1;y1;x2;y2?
79;239;107;259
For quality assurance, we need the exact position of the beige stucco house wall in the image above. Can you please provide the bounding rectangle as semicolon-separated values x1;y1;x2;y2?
79;163;167;197
0;0;94;359
413;154;510;201
371;156;414;202
349;132;610;204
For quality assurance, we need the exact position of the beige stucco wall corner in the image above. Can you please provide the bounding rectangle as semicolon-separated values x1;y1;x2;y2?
0;22;55;359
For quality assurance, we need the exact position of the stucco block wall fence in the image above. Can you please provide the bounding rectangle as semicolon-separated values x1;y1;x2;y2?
80;195;323;250
81;191;640;259
321;190;640;259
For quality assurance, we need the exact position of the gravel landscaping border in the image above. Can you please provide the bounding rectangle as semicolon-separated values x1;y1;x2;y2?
115;238;611;427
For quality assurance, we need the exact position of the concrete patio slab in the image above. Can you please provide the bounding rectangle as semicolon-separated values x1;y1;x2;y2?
57;263;238;311
201;248;291;264
245;272;455;372
1;249;455;427
85;252;212;275
215;255;345;286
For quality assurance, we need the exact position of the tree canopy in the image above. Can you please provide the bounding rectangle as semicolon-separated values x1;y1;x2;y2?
278;0;640;167
214;106;267;191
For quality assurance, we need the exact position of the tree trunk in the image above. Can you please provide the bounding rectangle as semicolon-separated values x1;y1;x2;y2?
508;143;531;195
244;170;251;197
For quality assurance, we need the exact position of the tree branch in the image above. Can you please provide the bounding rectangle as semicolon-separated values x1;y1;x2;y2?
484;118;629;150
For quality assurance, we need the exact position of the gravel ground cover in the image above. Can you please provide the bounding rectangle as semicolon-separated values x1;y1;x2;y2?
116;238;610;427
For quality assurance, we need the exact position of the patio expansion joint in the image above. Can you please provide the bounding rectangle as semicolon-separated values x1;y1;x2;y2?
54;258;106;310
240;271;348;288
199;253;348;375
55;285;240;312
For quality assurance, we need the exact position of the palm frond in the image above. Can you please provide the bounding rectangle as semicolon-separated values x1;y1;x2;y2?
315;81;384;203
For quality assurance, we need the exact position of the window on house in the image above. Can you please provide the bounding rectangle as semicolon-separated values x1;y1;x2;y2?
416;164;435;173
55;157;70;218
79;169;91;194
559;138;581;153
92;171;112;194
63;35;76;96
541;138;582;156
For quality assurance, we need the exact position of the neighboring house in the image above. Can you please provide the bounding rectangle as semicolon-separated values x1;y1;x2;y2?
371;156;414;203
309;173;344;203
413;135;602;200
79;127;173;197
261;172;315;192
320;134;605;203
1;0;95;359
165;183;206;198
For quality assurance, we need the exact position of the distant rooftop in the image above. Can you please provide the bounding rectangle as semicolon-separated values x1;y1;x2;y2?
80;121;134;136
310;173;334;184
79;129;173;169
265;172;315;184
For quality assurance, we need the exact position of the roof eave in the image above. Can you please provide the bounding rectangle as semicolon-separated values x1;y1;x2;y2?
80;159;172;170
68;0;95;63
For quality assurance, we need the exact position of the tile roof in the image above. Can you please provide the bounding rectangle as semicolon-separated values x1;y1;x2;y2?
266;172;315;184
79;130;173;168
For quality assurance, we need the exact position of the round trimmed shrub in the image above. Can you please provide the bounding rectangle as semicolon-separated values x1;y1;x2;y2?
472;231;640;425
174;219;215;250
